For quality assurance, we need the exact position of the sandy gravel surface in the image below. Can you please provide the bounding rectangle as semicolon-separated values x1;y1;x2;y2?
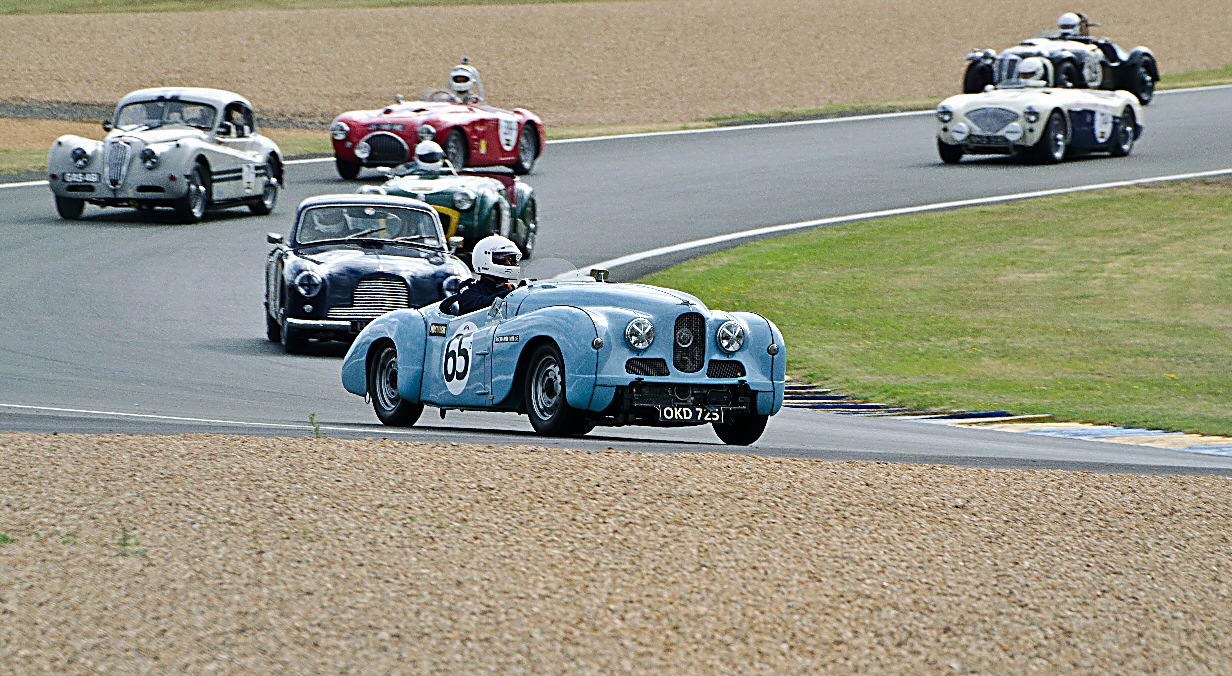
0;1;1228;126
2;433;1230;672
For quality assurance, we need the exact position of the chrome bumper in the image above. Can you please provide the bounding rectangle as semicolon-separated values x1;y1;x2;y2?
286;318;352;331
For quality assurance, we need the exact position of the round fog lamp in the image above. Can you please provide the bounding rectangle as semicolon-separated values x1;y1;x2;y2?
1003;122;1024;142
951;122;970;142
354;141;371;160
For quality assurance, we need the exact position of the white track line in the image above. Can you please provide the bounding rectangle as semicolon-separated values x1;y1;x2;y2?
0;402;413;436
585;168;1232;272
7;85;1227;188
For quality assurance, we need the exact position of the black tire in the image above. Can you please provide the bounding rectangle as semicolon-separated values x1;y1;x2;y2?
367;342;424;426
444;129;468;171
511;124;538;174
1030;111;1068;164
516;199;536;260
173;163;209;224
937;139;964;164
524;343;584;436
1057;61;1082;89
963;62;993;94
1131;62;1156;105
335;157;361;180
265;309;280;342
1109;108;1136;157
713;414;769;446
248;160;279;215
54;195;85;220
280;317;308;354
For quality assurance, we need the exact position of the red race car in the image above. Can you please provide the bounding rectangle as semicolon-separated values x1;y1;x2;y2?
330;59;546;180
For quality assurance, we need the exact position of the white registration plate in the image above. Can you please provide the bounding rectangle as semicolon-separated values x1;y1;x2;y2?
658;405;723;423
63;172;100;183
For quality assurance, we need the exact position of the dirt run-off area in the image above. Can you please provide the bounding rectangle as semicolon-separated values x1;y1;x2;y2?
0;0;1229;127
1;433;1230;671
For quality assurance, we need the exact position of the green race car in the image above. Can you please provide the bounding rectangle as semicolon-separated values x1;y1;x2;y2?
369;162;538;259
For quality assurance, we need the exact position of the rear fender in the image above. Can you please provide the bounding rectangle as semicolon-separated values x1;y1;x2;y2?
490;306;599;409
341;308;427;399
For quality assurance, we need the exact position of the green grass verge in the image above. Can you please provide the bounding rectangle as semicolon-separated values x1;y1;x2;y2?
642;180;1232;436
704;99;941;126
0;149;45;177
1159;64;1232;90
0;0;614;13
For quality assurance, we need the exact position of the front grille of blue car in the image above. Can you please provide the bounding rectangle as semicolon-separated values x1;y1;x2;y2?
105;141;130;189
626;358;669;377
706;360;746;379
673;313;706;373
966;107;1019;134
363;132;410;165
326;277;409;320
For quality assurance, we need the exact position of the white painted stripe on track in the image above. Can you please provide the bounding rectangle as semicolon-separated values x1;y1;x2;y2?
0;402;413;436
6;85;1227;188
584;168;1232;272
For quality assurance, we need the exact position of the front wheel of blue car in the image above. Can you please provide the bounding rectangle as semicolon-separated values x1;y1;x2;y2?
368;343;424;427
713;414;768;446
525;343;587;436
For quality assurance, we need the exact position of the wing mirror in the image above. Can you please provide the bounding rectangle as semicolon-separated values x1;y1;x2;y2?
590;268;610;282
267;232;284;244
102;119;113;132
448;236;464;253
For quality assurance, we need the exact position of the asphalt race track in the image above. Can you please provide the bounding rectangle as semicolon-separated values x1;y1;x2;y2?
2;87;1230;474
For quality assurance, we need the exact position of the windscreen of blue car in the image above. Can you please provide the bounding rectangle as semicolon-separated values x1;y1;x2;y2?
295;205;446;249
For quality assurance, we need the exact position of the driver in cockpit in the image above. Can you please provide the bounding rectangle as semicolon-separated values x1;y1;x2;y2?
1057;12;1094;39
449;59;484;105
413;140;447;173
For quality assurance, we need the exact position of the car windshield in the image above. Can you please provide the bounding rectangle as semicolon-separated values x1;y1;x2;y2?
295;205;446;249
114;100;217;131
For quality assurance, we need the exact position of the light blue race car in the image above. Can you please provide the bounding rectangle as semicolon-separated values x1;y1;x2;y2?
340;271;786;445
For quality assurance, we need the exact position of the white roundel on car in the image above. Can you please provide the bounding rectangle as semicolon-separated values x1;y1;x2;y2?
497;114;518;152
1094;107;1115;143
444;321;478;395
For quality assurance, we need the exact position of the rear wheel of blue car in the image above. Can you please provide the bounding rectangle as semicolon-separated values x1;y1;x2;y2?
525;343;588;436
713;413;768;446
368;343;424;427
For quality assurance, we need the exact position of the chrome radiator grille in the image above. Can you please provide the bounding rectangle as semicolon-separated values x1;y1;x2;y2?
326;277;410;320
966;107;1019;133
363;132;410;165
672;313;706;374
104;141;131;189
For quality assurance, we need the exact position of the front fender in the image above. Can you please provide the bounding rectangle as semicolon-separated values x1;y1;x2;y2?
731;312;787;415
341;308;428;399
1127;48;1159;77
489;306;599;409
47;135;103;179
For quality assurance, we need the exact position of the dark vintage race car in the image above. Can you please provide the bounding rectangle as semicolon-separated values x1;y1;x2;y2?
329;61;545;179
368;162;538;259
264;195;471;353
963;13;1159;105
341;269;787;445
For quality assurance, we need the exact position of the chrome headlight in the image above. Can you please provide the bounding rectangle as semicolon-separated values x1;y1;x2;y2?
453;189;476;210
353;141;371;160
70;147;90;169
294;270;323;297
440;274;464;295
716;320;746;353
417;124;436;141
1024;107;1041;124
624;317;655;351
139;147;159;170
936;107;954;123
1002;122;1024;142
330;121;349;141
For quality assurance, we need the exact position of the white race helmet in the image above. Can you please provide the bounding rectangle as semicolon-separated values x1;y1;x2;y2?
414;140;445;172
312;208;347;235
1017;57;1049;86
450;64;477;95
1058;12;1081;37
472;235;521;280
